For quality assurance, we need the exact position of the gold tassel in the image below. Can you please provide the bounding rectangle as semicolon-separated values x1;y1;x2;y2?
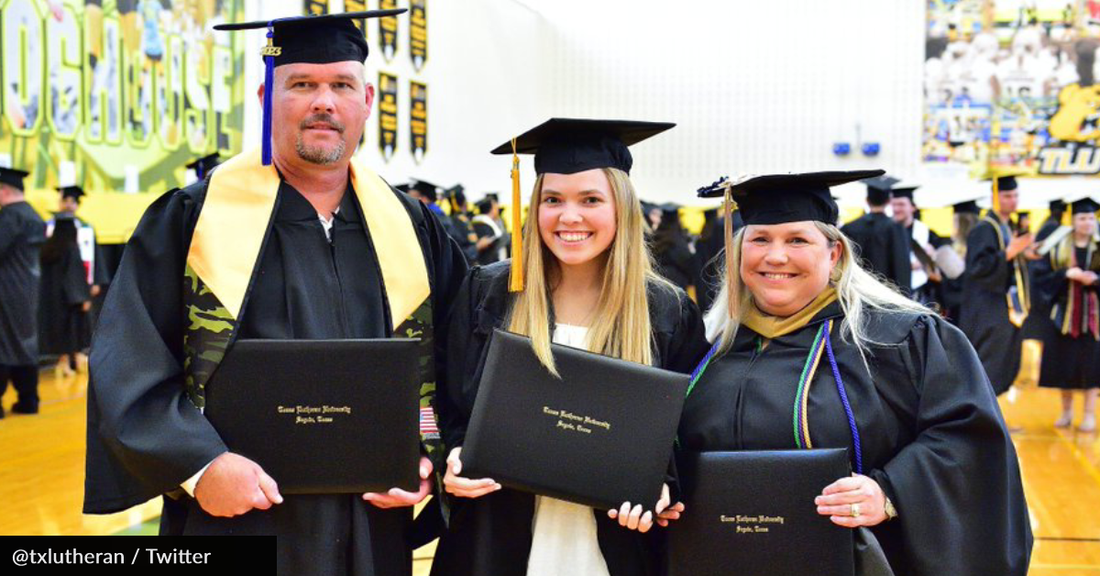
724;184;736;318
508;138;524;292
991;177;1001;216
1062;204;1072;227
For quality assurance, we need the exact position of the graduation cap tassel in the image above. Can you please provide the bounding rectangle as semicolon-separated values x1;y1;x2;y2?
724;183;736;319
261;26;277;166
991;177;1001;216
508;138;524;292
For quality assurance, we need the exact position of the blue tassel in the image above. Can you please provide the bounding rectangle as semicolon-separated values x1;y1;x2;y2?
262;26;275;166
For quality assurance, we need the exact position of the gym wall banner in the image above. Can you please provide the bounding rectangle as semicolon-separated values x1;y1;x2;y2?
345;0;368;36
924;0;1100;176
379;71;398;161
410;0;426;72
379;0;397;62
1;0;246;241
410;80;426;163
305;0;327;16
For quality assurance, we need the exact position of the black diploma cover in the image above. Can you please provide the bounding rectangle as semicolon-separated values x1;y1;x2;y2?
461;329;689;510
668;449;855;576
204;339;422;494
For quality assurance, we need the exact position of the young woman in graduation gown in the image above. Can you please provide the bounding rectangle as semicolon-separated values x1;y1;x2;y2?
431;119;711;576
1034;197;1100;431
677;171;1032;576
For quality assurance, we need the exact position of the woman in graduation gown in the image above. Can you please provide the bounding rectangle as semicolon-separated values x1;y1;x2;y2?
678;171;1032;576
1034;197;1100;431
431;119;711;576
38;216;92;375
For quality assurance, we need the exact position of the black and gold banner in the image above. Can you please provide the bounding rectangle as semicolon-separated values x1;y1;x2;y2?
304;0;328;16
379;72;398;162
410;0;427;72
411;81;427;163
379;0;399;63
345;0;369;37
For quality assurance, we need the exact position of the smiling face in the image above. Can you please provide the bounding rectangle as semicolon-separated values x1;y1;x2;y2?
537;169;618;273
890;197;915;226
266;61;373;167
1074;211;1098;238
740;221;842;317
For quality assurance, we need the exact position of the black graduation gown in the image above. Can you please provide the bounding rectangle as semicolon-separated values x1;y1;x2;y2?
472;218;508;266
1034;245;1100;388
906;223;948;309
38;220;92;355
430;261;711;576
0;201;46;366
959;214;1023;395
678;303;1032;576
654;234;697;291
83;178;467;576
1022;221;1062;342
840;213;911;294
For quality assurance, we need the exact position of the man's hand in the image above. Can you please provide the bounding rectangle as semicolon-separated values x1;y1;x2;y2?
1006;234;1033;261
194;452;283;518
363;456;434;508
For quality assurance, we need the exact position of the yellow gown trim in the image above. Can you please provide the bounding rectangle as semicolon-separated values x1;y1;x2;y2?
186;148;429;330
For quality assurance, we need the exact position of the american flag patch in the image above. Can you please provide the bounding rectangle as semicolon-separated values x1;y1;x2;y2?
419;406;440;439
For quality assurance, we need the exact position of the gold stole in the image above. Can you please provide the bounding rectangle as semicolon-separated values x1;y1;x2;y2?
742;287;839;340
187;148;430;328
981;213;1030;327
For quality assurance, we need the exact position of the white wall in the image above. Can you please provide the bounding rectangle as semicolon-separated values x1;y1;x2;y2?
243;1;1084;208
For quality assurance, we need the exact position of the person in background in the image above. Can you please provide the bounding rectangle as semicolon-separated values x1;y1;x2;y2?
472;195;509;266
839;175;911;294
652;203;697;292
0;167;46;418
1034;197;1100;432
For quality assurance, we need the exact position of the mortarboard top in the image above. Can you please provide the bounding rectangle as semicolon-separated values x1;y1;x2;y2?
953;200;982;215
410;179;441;202
0;167;29;191
394;183;411;194
697;170;885;226
863;175;899;205
980;166;1030;192
213;10;407;166
186;152;222;180
1071;197;1100;214
1049;199;1067;212
890;184;920;202
484;192;500;202
490;118;675;176
56;186;86;201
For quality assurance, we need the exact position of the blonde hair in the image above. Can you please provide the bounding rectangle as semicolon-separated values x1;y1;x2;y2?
704;222;928;366
506;168;670;375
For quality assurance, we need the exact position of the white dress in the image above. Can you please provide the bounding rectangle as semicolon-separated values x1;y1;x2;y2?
525;324;612;576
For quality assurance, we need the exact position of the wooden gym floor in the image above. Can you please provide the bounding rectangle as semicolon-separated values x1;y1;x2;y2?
0;342;1096;575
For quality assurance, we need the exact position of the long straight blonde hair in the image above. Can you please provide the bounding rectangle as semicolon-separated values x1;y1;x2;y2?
704;222;928;366
506;168;670;375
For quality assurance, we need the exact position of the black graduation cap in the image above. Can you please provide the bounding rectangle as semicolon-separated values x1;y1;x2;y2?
952;200;981;215
697;170;885;226
56;185;86;201
659;202;681;215
1049;199;1066;212
890;185;919;201
213;10;407;166
394;183;411;194
1071;197;1099;214
0;167;29;191
186;152;222;180
409;179;440;202
863;175;899;205
490;118;675;176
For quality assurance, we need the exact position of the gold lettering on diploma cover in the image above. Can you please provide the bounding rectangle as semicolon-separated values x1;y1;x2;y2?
277;405;353;426
719;514;786;534
542;406;611;435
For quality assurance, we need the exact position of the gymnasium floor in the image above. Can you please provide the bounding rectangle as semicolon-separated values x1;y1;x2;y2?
0;346;1096;575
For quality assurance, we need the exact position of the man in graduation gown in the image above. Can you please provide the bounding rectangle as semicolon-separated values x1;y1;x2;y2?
0;168;46;417
960;175;1035;396
840;176;911;294
471;195;509;266
890;185;949;307
83;10;467;576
